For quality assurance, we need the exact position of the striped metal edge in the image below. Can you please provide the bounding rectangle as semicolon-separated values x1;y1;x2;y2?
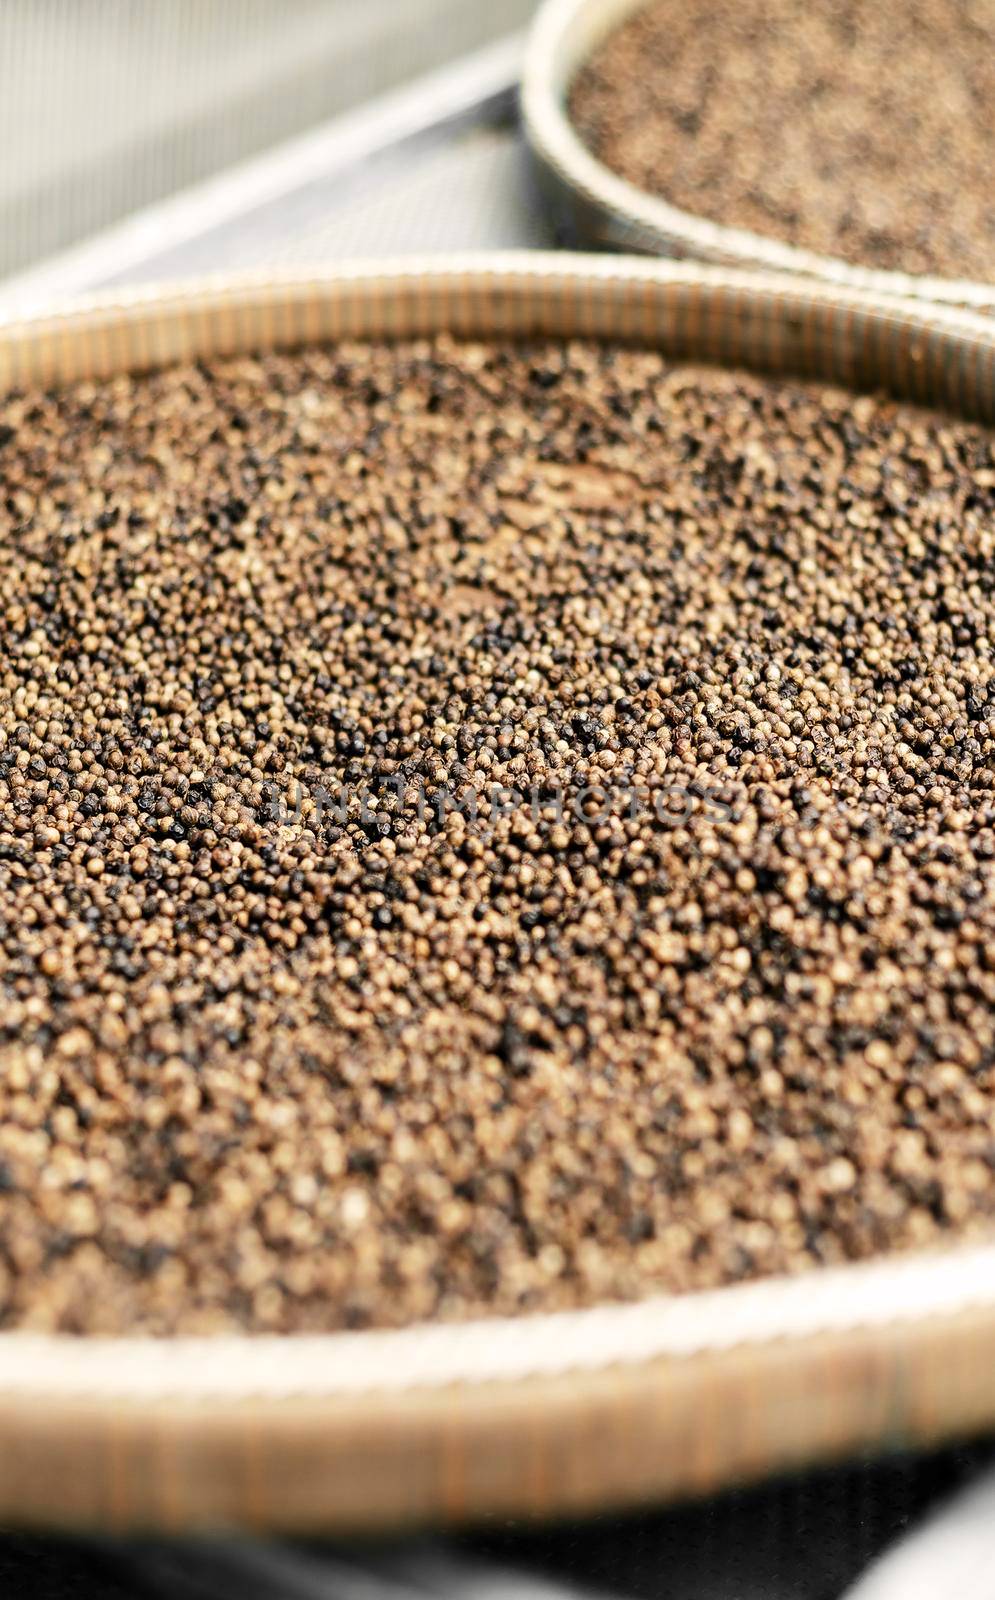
0;255;995;1534
522;0;995;316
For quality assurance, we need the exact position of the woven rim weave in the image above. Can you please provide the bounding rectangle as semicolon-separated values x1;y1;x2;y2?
1;255;995;1534
522;0;995;313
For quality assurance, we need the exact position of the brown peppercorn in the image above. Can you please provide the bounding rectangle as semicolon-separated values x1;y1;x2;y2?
570;0;995;281
1;337;995;1336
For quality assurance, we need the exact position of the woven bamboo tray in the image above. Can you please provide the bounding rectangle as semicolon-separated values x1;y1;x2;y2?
522;0;995;316
3;256;995;1535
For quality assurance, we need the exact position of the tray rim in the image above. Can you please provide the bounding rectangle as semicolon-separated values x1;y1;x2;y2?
521;0;995;311
1;1238;995;1401
2;254;995;1530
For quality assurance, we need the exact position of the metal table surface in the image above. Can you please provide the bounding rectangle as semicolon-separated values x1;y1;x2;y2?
0;36;554;312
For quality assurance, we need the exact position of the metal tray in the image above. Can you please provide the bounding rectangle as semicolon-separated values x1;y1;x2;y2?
0;35;549;312
2;256;995;1535
522;0;995;315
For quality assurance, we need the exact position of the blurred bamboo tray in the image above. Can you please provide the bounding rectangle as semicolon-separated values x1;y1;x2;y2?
2;256;995;1534
522;0;995;317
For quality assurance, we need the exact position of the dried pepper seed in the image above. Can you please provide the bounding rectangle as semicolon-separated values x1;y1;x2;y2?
570;0;995;281
1;337;995;1336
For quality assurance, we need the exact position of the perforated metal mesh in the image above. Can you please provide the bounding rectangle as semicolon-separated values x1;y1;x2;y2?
0;0;539;279
96;112;554;288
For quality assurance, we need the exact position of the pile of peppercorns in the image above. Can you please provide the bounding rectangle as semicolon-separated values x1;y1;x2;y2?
1;337;995;1335
570;0;995;282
